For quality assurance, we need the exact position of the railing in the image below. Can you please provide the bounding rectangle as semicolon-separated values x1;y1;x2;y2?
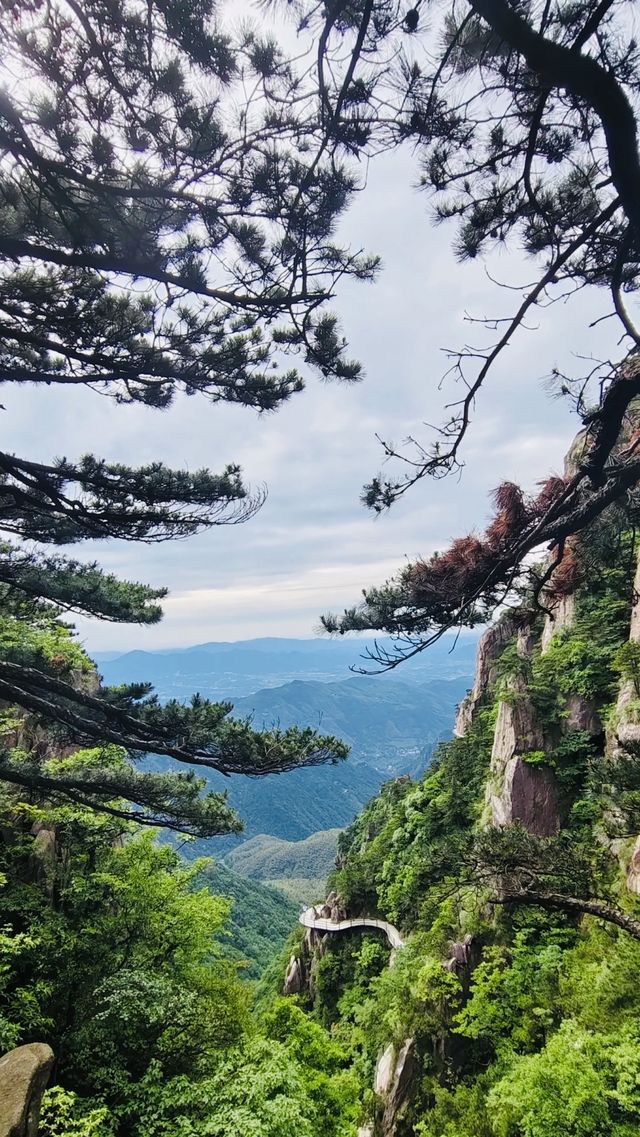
299;906;405;949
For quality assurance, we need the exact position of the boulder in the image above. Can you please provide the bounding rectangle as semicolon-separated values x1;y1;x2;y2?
0;1043;54;1137
325;890;346;922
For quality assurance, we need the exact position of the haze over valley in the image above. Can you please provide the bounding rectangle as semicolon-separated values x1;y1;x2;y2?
99;634;477;896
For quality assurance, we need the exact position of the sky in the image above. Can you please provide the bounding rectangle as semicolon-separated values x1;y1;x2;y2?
7;8;634;653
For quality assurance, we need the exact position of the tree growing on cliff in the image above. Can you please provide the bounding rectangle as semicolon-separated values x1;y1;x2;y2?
0;0;366;830
298;0;640;663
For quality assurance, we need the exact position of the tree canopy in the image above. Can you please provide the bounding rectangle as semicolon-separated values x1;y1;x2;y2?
301;0;640;664
0;0;368;833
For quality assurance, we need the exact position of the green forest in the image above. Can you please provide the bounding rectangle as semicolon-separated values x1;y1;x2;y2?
297;509;640;1136
2;0;640;1134
7;479;640;1136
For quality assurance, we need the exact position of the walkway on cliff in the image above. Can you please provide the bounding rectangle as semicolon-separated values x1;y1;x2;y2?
299;906;405;949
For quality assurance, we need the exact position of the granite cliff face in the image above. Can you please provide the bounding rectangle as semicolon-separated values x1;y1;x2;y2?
484;623;560;838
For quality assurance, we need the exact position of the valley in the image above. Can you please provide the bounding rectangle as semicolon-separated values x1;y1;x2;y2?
101;636;476;856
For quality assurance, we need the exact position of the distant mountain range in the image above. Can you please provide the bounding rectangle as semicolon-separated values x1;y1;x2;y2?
223;828;340;882
96;634;478;701
98;635;477;851
152;673;469;855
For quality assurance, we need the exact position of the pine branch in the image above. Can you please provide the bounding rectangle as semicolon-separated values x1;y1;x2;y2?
0;659;350;774
0;753;242;837
492;891;640;942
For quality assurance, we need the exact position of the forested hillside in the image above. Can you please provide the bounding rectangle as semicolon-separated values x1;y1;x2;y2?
2;0;640;1134
276;501;640;1136
224;829;340;881
223;829;341;904
170;752;383;852
196;861;299;978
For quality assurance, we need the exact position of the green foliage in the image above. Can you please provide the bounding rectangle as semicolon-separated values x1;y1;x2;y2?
331;703;495;928
197;860;299;979
530;536;635;729
0;607;93;677
0;788;361;1137
522;732;598;794
0;805;247;1099
488;1021;640;1137
614;641;640;697
454;929;570;1058
40;1088;115;1137
122;1029;359;1137
262;877;327;905
354;935;462;1052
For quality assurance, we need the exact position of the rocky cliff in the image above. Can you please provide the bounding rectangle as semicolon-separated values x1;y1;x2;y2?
279;497;640;1137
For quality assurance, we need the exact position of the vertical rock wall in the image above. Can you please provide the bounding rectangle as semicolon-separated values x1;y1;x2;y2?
454;618;518;738
610;546;640;750
606;547;640;892
485;624;561;837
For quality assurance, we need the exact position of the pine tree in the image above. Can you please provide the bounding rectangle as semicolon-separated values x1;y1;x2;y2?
293;0;640;663
0;0;364;832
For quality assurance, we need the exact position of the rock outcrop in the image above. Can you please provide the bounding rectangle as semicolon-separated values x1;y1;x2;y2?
455;618;518;737
444;934;479;991
563;693;601;735
319;890;347;923
0;1043;54;1137
610;547;640;751
540;592;575;654
485;627;561;836
374;1038;415;1137
626;836;640;895
489;754;560;837
283;953;304;996
29;823;57;898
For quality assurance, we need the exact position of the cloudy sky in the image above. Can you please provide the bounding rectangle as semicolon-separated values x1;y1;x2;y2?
8;13;631;653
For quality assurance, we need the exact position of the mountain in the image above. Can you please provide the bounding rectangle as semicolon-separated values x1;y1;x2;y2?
173;753;384;854
198;860;299;978
223;829;340;883
150;673;470;853
96;634;478;701
232;675;469;775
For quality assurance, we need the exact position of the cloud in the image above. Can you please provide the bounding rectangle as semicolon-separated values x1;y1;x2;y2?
6;142;627;652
